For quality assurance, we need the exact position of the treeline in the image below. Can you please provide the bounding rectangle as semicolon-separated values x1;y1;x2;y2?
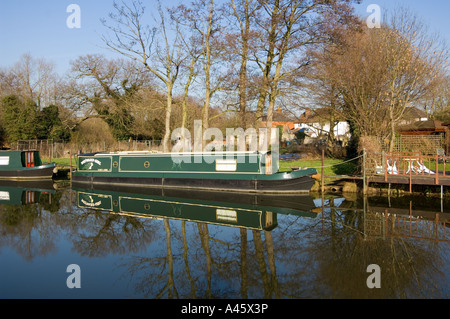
0;0;448;152
0;95;69;145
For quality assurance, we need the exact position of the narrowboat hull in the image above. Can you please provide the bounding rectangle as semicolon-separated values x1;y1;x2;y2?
72;171;316;194
0;164;57;180
72;152;318;194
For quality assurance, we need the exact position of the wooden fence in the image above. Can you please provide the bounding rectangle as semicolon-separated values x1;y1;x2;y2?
364;151;450;193
396;135;445;155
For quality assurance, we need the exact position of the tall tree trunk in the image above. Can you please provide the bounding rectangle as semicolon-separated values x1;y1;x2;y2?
233;0;252;129
202;0;214;138
254;0;279;129
163;83;173;152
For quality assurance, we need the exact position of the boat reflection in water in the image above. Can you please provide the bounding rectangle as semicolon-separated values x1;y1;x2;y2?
0;180;56;206
1;180;449;299
73;184;319;231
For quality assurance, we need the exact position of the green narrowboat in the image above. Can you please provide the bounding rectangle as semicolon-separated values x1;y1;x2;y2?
0;150;57;180
74;185;318;231
72;151;318;194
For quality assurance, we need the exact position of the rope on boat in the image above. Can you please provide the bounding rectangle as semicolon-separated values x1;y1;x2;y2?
304;154;364;169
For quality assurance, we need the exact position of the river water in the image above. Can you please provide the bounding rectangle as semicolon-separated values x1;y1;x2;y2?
0;180;448;299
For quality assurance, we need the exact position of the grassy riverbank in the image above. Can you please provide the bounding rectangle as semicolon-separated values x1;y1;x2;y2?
43;157;74;166
279;158;358;182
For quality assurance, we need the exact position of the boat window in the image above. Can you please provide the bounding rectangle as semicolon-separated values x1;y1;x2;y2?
0;191;10;200
25;151;35;167
216;209;238;223
215;159;237;172
0;156;10;165
265;211;274;228
25;191;35;204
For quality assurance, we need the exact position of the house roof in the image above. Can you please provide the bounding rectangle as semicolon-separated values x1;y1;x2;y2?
298;106;428;124
402;106;427;120
402;106;427;119
261;121;296;130
298;108;345;123
261;107;297;122
398;120;447;135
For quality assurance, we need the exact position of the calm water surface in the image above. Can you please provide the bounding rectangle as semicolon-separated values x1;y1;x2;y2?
0;180;449;299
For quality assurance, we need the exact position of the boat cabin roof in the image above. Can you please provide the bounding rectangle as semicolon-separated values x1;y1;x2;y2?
89;151;271;156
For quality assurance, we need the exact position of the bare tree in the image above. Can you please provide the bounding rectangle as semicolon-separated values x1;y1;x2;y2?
101;0;187;151
383;8;448;150
229;0;260;128
309;8;448;152
250;0;359;148
170;0;224;133
1;54;59;108
425;75;450;120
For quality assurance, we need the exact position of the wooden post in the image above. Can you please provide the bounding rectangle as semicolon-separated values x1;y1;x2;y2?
409;159;412;193
441;185;444;212
444;157;446;177
321;192;325;232
70;151;72;187
435;154;439;185
321;149;325;194
363;149;366;195
435;213;439;242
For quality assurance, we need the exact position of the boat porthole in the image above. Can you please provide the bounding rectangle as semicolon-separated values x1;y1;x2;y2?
113;200;118;206
144;161;150;168
144;203;150;210
113;161;118;168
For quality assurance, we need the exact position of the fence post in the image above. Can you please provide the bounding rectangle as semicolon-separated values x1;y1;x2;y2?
435;153;439;185
321;149;324;194
409;158;412;193
363;149;367;195
70;151;72;187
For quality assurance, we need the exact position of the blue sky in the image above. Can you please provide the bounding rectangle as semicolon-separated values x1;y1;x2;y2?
0;0;448;76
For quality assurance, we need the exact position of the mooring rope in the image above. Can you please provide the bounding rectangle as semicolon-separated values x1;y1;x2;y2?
303;154;364;169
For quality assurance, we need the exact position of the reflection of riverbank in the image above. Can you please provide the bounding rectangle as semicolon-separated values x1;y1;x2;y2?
0;184;449;299
312;193;450;244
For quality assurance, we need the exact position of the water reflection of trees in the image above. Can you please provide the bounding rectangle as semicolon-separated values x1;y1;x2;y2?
119;219;282;299
66;208;158;257
286;196;449;298
0;188;448;298
117;196;448;299
0;188;160;260
0;191;65;261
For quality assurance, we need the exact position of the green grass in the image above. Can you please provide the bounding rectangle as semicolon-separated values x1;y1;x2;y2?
42;157;75;166
279;158;359;176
